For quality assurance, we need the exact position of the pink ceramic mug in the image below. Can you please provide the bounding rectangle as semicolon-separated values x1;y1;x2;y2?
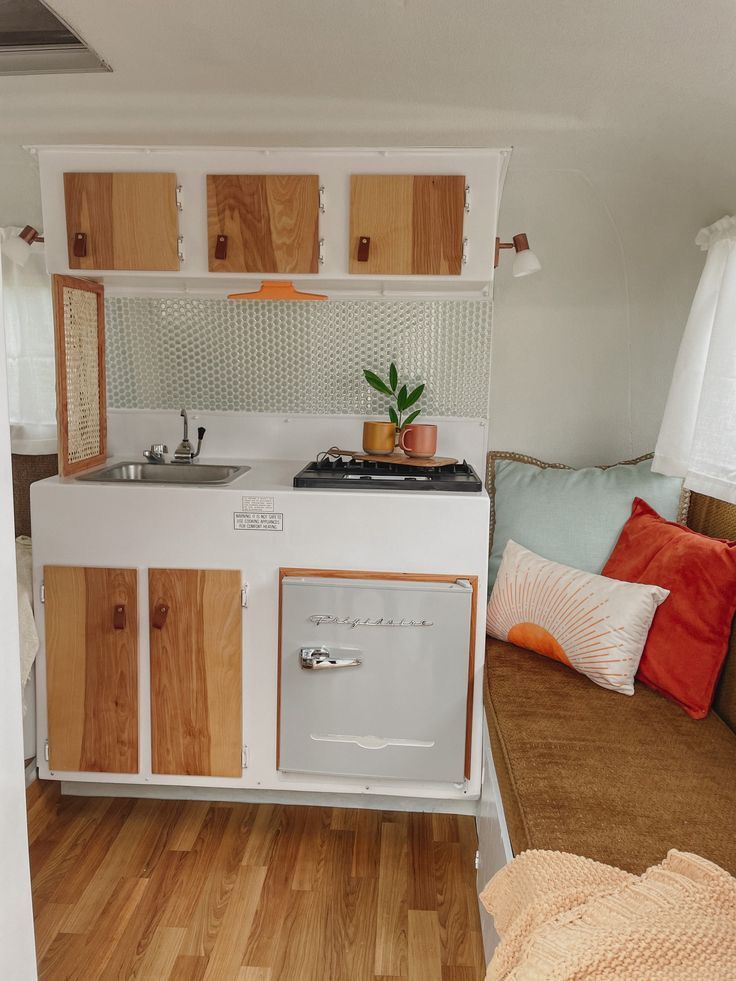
399;423;437;459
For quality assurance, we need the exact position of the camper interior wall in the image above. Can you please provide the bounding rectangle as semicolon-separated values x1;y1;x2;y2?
492;157;706;466
0;259;38;979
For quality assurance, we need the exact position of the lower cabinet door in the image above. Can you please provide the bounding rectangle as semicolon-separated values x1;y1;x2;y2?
45;565;139;773
149;568;242;777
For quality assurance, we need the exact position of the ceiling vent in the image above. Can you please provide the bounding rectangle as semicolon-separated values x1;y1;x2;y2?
0;0;110;75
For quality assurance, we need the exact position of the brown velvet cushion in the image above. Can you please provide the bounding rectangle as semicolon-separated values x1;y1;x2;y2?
484;637;736;875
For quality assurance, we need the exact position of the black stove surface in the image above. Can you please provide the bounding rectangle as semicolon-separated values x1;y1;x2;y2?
293;455;484;492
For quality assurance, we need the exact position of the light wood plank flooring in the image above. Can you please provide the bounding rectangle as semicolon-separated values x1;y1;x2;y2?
27;782;485;980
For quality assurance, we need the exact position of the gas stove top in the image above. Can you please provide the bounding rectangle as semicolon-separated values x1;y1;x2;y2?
293;455;484;492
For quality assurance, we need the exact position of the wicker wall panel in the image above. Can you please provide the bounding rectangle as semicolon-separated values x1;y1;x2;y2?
63;287;102;462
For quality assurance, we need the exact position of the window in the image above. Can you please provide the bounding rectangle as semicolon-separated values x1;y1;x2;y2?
1;227;56;426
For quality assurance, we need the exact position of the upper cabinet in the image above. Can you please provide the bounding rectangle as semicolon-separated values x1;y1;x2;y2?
38;147;509;293
63;171;180;271
207;174;319;274
349;174;465;276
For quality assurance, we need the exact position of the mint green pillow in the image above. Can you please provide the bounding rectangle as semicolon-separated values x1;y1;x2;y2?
488;454;686;591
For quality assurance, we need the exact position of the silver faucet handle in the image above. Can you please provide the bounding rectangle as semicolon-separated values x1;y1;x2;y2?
143;443;168;463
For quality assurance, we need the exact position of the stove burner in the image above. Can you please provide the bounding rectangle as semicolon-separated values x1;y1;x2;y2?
293;455;484;492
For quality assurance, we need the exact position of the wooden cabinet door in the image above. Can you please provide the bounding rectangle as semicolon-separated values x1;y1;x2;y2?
64;172;180;271
45;566;138;773
349;174;465;275
150;568;242;777
207;174;319;273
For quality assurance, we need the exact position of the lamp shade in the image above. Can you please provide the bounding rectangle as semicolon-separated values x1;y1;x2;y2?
512;248;542;278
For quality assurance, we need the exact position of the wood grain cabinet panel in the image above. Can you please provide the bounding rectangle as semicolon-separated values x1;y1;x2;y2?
63;172;180;270
206;174;319;273
45;566;138;773
150;568;242;777
349;174;465;275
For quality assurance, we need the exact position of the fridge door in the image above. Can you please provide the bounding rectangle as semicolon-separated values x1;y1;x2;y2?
279;576;473;783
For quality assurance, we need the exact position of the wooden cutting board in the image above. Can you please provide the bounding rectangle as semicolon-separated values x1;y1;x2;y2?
326;448;458;467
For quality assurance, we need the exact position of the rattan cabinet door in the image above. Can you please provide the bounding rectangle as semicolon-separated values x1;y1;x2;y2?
52;275;106;476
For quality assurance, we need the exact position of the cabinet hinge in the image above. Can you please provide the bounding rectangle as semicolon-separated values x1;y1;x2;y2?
474;849;480;871
40;581;45;604
461;237;469;266
242;745;248;768
177;235;185;262
44;740;49;762
318;184;326;213
319;237;325;265
464;183;471;213
241;584;248;608
175;184;183;211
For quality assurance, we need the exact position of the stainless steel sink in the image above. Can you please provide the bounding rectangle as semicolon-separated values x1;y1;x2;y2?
76;462;251;485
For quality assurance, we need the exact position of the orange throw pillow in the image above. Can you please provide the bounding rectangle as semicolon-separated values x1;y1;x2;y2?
602;497;736;718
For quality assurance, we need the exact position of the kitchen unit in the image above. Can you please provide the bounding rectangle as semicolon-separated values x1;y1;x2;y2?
29;145;503;809
31;440;489;806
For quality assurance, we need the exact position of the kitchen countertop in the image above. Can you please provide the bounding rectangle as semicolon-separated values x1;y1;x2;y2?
41;456;489;498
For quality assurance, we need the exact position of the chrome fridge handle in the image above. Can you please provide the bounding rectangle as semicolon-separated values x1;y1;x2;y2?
300;647;362;670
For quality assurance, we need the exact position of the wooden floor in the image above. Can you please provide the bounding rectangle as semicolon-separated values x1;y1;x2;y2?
27;782;485;980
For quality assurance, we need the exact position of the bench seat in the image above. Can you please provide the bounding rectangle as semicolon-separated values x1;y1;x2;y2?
484;636;736;875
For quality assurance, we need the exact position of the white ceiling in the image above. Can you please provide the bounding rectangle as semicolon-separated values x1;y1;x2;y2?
0;0;734;196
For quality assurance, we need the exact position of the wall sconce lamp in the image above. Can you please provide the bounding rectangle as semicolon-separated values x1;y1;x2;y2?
495;233;541;278
1;225;45;267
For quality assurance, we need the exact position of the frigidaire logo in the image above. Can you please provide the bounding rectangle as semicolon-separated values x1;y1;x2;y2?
309;614;434;629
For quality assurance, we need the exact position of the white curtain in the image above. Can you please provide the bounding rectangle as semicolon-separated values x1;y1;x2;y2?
653;216;736;503
0;227;56;426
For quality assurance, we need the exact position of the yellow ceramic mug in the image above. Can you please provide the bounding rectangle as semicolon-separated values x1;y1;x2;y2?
362;421;396;456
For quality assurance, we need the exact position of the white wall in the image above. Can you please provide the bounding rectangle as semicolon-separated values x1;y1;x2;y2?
0;253;38;978
491;155;706;466
0;146;43;230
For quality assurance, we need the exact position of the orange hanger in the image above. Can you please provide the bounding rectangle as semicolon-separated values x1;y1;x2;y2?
227;280;327;301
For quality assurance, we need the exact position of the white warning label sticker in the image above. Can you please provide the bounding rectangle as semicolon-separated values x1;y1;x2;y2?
241;496;274;512
234;512;283;531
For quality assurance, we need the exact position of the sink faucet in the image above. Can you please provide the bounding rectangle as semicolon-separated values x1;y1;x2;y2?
174;408;206;462
143;443;168;464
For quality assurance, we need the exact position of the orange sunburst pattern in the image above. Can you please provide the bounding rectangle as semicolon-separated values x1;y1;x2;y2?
486;540;669;695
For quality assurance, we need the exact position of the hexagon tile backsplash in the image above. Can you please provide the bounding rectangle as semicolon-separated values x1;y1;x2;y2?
105;297;492;418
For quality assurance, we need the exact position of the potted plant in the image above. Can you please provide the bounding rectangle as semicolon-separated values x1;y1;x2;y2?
363;363;425;437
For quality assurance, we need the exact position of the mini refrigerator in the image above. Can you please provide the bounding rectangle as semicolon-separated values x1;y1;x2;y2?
279;575;473;783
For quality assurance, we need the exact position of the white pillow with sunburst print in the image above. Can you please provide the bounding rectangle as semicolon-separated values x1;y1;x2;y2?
486;540;669;695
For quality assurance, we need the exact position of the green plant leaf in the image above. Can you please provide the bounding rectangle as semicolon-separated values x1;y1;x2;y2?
388;406;399;426
402;409;421;428
389;362;398;392
397;384;409;411
403;383;425;409
363;369;393;397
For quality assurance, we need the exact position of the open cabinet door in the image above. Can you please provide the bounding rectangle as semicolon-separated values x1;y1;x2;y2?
52;274;106;476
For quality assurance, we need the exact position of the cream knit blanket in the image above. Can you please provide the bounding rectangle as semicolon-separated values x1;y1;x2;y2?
480;849;736;980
